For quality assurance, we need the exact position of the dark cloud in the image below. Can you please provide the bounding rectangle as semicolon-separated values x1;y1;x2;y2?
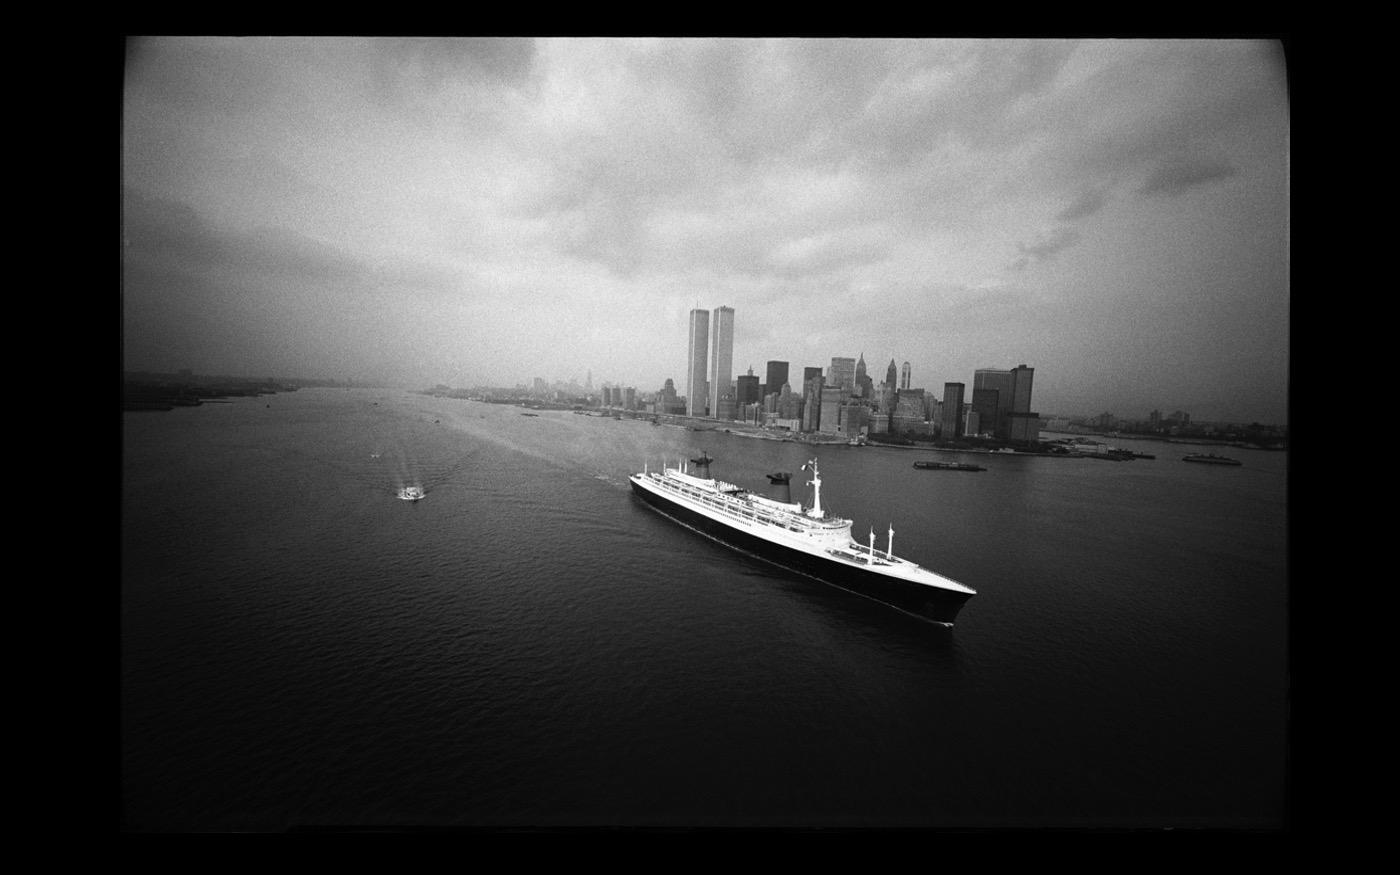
366;37;536;113
124;37;296;117
1057;188;1108;222
843;40;1078;168
765;235;889;280
1009;226;1081;271
123;187;467;316
376;37;535;86
122;188;226;275
1138;158;1238;196
1042;42;1281;193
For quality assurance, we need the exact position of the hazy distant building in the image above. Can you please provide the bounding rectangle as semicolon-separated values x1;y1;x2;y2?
941;382;965;439
828;357;856;396
841;402;868;437
777;383;802;422
964;407;980;437
716;393;737;422
708;306;735;420
686;308;709;417
901;361;911;391
803;366;822;385
1006;411;1039;442
622;386;636;411
876;382;896;416
892;388;926;433
885;359;898;391
819;385;845;433
659;378;685;415
802;375;824;432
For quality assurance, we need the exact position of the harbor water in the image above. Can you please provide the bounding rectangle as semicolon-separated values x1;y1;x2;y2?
121;388;1289;830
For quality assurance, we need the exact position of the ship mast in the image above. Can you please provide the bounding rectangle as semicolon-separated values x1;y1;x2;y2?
803;458;824;518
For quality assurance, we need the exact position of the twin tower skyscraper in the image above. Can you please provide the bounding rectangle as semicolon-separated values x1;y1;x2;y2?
686;306;734;418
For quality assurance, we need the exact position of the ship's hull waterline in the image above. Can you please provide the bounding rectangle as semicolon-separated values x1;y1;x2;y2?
630;476;974;626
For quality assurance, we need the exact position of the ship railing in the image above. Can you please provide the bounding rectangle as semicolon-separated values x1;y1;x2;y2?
850;539;899;565
663;478;808;531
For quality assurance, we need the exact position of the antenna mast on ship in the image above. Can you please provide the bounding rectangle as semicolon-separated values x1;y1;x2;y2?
803;458;824;518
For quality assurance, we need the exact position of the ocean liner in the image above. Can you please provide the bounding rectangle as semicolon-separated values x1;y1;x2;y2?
629;453;976;626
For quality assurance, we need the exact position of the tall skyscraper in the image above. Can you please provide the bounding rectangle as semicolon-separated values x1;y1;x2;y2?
803;366;822;386
1010;364;1034;413
941;382;965;439
855;353;873;399
901;361;911;390
736;367;760;406
974;368;1016;438
1006;364;1038;442
765;361;789;402
686;308;709;417
708;306;735;419
886;359;898;390
802;374;824;432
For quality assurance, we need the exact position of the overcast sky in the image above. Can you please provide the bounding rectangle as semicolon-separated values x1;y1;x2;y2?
122;37;1289;423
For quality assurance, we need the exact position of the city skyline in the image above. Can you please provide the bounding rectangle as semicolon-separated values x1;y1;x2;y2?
122;38;1289;424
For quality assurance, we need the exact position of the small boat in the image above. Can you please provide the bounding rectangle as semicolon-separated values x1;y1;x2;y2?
913;461;986;472
1182;453;1242;466
399;486;425;501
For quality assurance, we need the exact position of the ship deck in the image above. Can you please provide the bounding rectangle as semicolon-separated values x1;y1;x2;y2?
632;469;975;595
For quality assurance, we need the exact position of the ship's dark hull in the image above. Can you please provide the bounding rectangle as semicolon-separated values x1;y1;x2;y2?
631;480;974;626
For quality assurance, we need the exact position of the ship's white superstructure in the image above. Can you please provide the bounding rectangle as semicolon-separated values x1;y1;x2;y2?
629;456;975;619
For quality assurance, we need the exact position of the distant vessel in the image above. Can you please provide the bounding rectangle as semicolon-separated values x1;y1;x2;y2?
629;454;976;626
913;461;985;472
399;486;425;501
1182;453;1242;466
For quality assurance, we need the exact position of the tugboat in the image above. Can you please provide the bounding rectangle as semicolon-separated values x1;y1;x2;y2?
1182;453;1242;466
913;460;986;472
629;454;975;626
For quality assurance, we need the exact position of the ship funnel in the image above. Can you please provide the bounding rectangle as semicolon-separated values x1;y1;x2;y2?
765;472;792;503
690;452;714;480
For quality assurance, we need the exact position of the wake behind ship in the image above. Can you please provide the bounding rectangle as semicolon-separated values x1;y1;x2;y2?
629;453;975;626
